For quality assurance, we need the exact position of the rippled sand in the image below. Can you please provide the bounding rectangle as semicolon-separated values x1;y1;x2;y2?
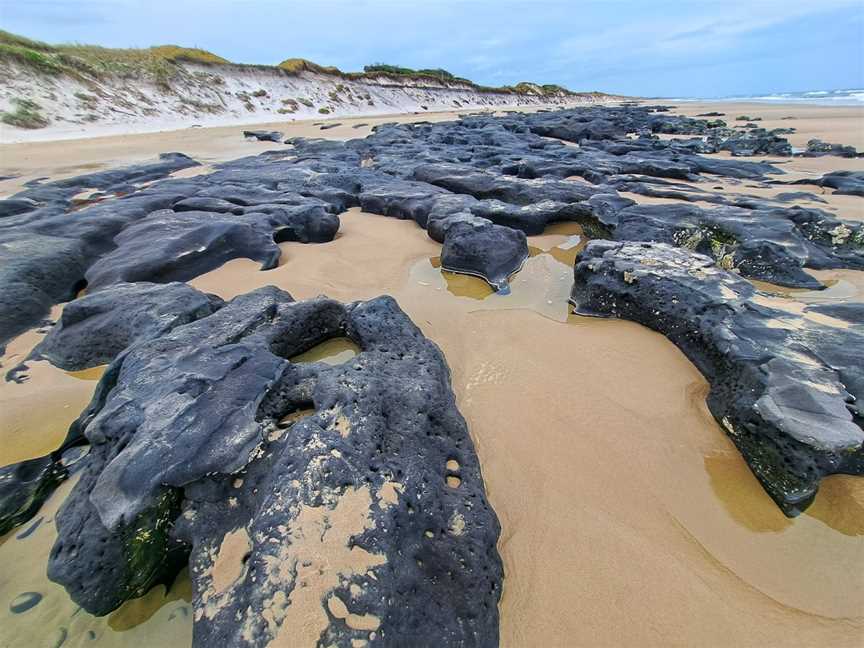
1;102;863;647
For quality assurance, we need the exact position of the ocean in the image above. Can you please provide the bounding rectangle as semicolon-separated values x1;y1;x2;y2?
666;88;864;106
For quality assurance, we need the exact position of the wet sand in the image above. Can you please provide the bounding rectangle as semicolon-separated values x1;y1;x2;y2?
189;209;864;647
1;102;863;647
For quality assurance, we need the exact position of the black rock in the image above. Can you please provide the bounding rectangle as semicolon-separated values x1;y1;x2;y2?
0;154;201;350
607;202;863;288
571;241;864;515
0;198;39;218
243;130;284;142
440;218;529;292
33;282;224;371
3;107;863;353
802;139;860;158
46;287;502;645
84;205;338;290
0;456;67;537
792;170;864;197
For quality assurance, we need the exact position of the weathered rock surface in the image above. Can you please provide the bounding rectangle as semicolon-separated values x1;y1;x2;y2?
0;446;89;538
803;139;860;158
84;205;338;290
607;203;863;288
45;287;502;645
790;170;864;197
3;106;861;340
440;220;528;291
0;456;67;537
570;240;864;515
0;154;200;350
243;130;284;142
1;283;226;532
32;282;225;371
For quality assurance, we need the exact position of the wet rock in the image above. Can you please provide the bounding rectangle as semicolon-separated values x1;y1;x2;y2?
9;591;43;614
2;107;863;350
0;198;39;218
414;162;596;205
0;156;201;349
7;153;198;209
243;130;283;142
792;170;864;197
774;191;827;203
84;205;338;290
33;282;224;371
47;288;502;644
802;139;860;158
719;130;792;157
0;456;67;537
571;240;864;515
0;234;88;352
608;203;863;288
440;218;528;291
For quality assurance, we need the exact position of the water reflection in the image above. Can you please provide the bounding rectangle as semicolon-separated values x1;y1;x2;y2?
749;277;859;303
704;452;864;536
409;223;586;322
290;337;361;365
0;478;192;647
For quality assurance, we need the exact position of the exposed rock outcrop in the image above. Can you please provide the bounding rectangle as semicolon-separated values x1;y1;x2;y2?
32;281;225;371
570;240;864;515
42;286;501;645
3;106;863;353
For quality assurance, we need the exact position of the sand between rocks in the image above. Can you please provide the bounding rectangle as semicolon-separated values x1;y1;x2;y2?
1;102;862;647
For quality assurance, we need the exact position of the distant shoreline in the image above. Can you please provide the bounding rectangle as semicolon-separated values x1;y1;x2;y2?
657;88;864;107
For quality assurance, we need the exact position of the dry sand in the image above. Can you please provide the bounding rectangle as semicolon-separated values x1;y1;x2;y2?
1;102;863;647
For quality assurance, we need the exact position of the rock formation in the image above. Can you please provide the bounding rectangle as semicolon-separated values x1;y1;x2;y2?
571;240;863;515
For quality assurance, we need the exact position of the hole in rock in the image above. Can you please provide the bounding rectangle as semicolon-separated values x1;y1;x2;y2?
275;407;316;433
290;337;361;365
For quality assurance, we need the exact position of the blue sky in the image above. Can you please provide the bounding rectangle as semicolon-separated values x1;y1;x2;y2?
3;0;863;97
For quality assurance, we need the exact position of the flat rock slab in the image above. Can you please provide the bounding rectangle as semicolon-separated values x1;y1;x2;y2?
571;240;864;515
32;281;224;371
243;130;284;142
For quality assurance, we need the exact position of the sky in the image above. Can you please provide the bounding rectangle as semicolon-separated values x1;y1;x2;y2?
3;0;863;97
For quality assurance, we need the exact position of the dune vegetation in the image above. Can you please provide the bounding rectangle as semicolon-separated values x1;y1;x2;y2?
0;29;582;97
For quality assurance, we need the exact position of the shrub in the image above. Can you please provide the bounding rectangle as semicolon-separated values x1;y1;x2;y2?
1;98;50;129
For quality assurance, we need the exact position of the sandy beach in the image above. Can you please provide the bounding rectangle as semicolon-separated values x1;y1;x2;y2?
1;101;863;647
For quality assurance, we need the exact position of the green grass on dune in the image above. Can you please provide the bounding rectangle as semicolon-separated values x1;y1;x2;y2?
0;29;603;98
0;30;229;82
1;97;50;129
277;58;342;76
